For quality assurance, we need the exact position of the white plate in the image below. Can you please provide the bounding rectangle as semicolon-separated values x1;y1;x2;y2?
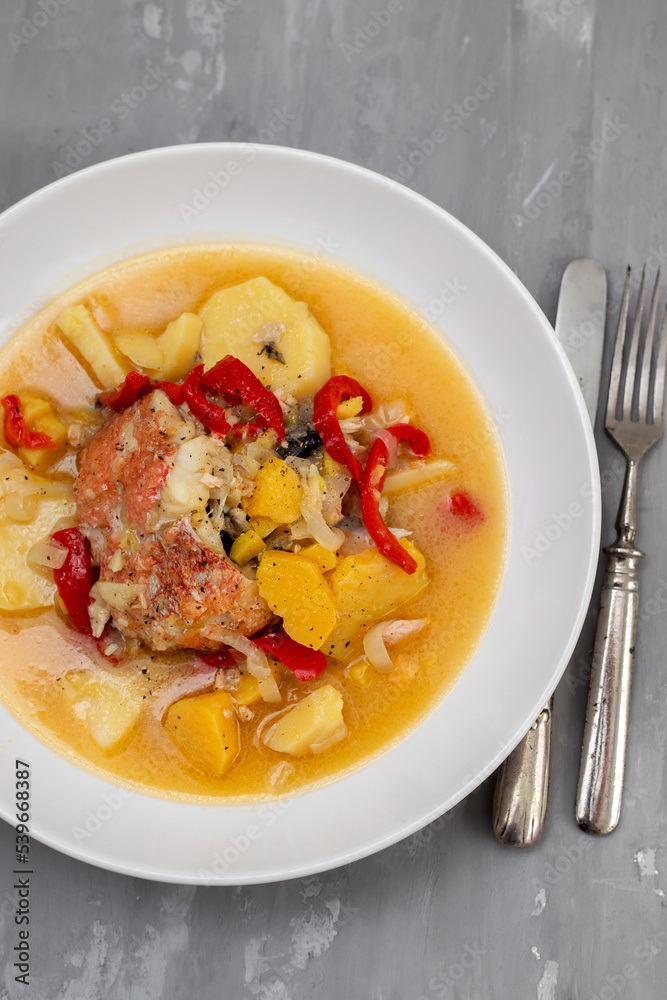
0;144;600;884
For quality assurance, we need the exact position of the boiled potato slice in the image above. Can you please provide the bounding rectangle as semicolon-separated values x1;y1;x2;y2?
114;331;164;371
199;277;331;397
56;305;127;389
264;685;346;755
164;690;239;775
0;465;75;611
66;671;142;753
256;550;337;649
323;540;428;660
157;313;202;380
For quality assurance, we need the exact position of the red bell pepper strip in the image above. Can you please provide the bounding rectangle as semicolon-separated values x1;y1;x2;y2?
51;527;96;636
360;438;418;575
183;365;231;437
99;371;152;411
313;375;373;482
252;631;328;682
386;423;431;457
1;395;58;451
200;355;285;440
358;423;432;575
449;491;482;519
154;381;185;407
200;647;238;669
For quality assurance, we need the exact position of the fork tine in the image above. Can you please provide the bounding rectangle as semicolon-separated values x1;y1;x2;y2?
607;267;632;425
638;267;661;419
652;304;667;424
621;265;645;419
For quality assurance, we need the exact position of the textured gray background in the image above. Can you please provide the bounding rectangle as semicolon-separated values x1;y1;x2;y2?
1;1;667;997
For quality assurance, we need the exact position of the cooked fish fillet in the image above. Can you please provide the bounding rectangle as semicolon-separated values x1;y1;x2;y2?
74;389;271;651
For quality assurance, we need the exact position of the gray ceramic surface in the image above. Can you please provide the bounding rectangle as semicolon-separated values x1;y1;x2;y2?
1;2;666;997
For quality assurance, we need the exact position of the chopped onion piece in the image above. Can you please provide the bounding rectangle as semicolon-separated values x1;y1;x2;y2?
0;451;24;476
258;673;282;704
295;465;345;551
388;527;412;539
383;619;428;644
3;492;37;522
369;428;398;466
26;540;68;571
363;621;395;673
204;627;271;679
153;669;216;719
363;619;428;673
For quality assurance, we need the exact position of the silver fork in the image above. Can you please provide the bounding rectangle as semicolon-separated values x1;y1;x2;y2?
576;265;667;834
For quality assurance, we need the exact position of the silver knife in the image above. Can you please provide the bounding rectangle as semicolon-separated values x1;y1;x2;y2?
492;258;607;846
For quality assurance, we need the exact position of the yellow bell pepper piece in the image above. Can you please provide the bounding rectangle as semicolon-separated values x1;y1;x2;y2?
164;690;239;776
230;528;266;565
336;395;364;420
15;395;68;472
246;457;302;524
256;550;337;649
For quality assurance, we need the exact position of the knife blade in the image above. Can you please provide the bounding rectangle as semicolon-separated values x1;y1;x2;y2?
492;258;606;846
556;258;607;425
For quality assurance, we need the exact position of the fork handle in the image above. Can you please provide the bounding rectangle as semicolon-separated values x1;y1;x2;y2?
575;540;644;834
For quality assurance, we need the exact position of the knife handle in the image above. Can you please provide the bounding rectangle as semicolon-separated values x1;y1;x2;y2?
492;698;552;846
